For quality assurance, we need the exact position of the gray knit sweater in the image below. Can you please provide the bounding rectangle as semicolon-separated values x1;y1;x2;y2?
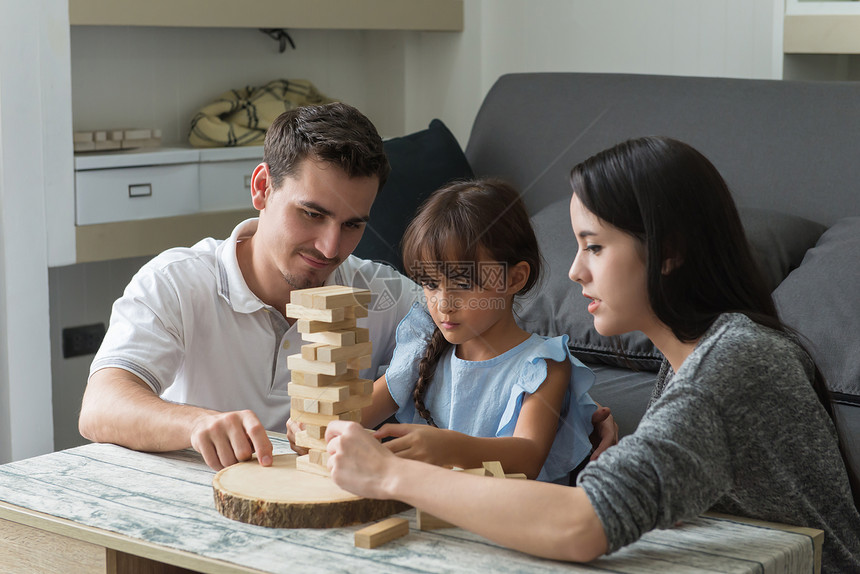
578;313;860;572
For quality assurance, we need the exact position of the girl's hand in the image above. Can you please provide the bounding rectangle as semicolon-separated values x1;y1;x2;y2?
589;405;618;461
374;423;457;466
325;420;398;500
285;417;309;455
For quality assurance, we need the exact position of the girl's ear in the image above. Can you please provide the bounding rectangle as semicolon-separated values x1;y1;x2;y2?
250;163;272;211
508;261;531;293
660;240;684;275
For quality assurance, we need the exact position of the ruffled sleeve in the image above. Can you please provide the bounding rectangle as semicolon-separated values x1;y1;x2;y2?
497;334;597;483
384;303;436;421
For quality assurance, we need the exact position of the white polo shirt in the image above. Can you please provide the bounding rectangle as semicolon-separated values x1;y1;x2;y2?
90;218;422;431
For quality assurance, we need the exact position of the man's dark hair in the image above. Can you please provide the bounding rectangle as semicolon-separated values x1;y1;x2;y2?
263;102;390;191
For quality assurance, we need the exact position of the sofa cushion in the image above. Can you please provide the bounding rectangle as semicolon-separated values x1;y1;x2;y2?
773;217;860;397
740;207;826;293
518;197;664;371
353;119;474;273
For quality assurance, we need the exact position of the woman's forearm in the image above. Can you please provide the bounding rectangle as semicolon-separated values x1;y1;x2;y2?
385;457;608;562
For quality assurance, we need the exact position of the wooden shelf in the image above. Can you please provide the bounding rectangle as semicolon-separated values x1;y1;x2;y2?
69;0;463;31
75;209;256;263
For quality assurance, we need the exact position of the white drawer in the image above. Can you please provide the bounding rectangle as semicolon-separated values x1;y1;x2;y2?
75;163;200;225
198;159;259;212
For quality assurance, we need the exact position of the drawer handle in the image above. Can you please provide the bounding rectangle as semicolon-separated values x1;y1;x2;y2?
129;183;152;198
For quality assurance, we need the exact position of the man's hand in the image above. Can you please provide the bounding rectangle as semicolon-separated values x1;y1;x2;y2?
285;417;309;455
373;423;456;466
589;405;618;461
190;410;273;471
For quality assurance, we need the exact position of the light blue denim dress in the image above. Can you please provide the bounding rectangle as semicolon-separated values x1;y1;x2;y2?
386;304;597;483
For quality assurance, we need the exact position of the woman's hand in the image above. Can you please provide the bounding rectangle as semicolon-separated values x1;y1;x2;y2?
325;420;398;500
373;423;458;466
285;417;309;455
589;405;618;461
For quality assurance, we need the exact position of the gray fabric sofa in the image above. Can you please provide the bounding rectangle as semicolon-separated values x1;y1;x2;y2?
462;72;860;482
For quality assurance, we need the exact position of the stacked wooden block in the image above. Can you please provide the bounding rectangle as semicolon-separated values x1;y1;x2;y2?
286;286;374;477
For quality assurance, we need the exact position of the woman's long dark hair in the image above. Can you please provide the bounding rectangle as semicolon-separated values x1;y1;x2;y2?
401;179;542;427
570;136;859;506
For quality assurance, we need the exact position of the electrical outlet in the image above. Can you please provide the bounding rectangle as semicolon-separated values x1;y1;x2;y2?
62;323;106;358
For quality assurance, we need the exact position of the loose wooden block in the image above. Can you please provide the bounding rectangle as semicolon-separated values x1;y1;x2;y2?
290;285;341;307
288;382;351;403
301;342;327;361
297;317;357;334
482;461;505;478
295;429;327;451
347;354;372;370
291;369;359;387
416;509;455;530
354;517;409;549
316;341;373;363
505;473;528;480
286;304;346;323
287;355;347;376
295;454;330;478
459;467;491;476
291;408;361;427
301;329;357;346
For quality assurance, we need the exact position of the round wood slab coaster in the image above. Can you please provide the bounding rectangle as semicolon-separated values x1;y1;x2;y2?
213;453;409;528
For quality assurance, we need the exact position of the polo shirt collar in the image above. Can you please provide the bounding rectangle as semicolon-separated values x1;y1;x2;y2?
217;218;266;313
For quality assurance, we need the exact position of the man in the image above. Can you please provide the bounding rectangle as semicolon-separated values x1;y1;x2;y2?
79;102;421;470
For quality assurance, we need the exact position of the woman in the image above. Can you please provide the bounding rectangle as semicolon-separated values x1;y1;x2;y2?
323;137;860;571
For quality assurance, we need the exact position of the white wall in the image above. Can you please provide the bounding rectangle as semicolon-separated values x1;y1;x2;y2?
0;0;70;463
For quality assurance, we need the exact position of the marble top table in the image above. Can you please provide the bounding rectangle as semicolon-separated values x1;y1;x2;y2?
0;435;822;573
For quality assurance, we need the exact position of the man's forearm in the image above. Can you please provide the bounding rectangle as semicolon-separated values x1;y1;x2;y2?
79;367;211;452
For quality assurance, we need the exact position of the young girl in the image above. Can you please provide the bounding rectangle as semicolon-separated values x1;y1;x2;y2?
290;179;598;483
323;138;860;571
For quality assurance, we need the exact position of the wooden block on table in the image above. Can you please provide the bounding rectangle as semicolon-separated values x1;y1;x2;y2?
417;509;454;530
291;369;359;388
348;354;372;370
287;354;347;376
295;454;329;477
291;408;362;427
297;317;357;334
295;429;327;450
316;341;373;363
505;473;528;480
301;329;357;347
482;461;505;478
354;517;409;549
286;304;346;323
344;305;369;319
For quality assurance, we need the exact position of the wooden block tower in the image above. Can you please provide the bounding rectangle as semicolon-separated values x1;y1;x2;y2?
286;285;374;477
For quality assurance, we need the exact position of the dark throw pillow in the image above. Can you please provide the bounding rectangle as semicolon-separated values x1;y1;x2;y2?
773;217;860;398
352;119;474;273
739;207;827;293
